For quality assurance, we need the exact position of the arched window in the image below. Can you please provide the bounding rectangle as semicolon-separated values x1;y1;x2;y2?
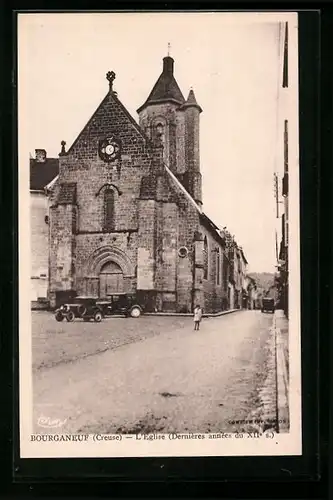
203;236;208;280
154;122;165;146
216;248;221;286
104;189;115;231
151;117;167;147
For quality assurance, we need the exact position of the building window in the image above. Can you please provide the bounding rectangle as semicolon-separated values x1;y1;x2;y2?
104;189;115;231
203;236;208;279
153;121;165;147
223;254;228;289
216;248;221;286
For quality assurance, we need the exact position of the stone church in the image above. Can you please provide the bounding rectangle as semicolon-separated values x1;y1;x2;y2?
48;55;247;313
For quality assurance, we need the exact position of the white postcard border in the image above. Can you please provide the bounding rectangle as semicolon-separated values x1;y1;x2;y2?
18;11;301;458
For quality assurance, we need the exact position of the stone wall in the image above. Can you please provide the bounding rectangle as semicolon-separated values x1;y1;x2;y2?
30;192;49;300
49;91;158;306
48;88;233;314
200;226;227;313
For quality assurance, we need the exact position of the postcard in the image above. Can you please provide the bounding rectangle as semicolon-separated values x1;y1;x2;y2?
18;11;301;458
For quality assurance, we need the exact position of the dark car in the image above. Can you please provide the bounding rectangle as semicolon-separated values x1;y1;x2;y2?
55;296;104;322
99;293;144;318
261;297;275;313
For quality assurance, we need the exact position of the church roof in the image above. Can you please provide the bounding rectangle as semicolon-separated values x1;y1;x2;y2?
137;56;185;113
67;89;148;156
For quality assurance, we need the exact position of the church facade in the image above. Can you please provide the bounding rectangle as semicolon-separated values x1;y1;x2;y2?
48;55;247;313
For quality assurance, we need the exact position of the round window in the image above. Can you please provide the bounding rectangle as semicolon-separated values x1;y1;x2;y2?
178;246;188;258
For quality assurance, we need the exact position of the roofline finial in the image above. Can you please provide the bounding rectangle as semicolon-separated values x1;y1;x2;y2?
106;70;116;92
167;42;171;57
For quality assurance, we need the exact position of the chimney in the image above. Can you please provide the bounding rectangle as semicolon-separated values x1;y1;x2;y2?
163;56;174;75
35;149;47;163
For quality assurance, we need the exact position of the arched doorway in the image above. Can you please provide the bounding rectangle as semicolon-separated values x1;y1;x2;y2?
99;261;124;297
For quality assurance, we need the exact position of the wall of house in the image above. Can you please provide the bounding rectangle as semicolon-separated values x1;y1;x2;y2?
30;191;49;303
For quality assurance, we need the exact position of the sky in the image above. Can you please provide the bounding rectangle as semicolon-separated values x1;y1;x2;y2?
19;12;286;273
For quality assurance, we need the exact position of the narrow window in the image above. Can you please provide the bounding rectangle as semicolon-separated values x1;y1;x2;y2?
155;122;165;147
203;236;208;280
104;189;115;231
223;253;228;289
216;248;221;286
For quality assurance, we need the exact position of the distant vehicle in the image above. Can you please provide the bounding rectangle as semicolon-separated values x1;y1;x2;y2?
261;297;275;313
54;293;144;322
54;297;104;323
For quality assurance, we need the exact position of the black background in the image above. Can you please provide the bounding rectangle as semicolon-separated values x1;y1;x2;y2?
0;3;331;499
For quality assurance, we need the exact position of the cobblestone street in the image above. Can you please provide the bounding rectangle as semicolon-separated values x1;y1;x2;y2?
33;310;275;434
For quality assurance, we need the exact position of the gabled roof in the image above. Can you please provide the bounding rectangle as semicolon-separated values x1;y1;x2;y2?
164;163;201;213
163;164;227;247
67;89;148;155
30;157;59;191
137;57;185;113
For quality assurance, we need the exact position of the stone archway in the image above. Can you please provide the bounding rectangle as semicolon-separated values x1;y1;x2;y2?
84;246;135;278
99;260;124;297
80;246;135;298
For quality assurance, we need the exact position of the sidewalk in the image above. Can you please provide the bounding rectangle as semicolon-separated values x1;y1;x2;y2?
244;309;289;435
145;308;240;318
274;309;289;432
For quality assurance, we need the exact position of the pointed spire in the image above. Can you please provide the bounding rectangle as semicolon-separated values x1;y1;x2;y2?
182;88;202;113
186;88;198;105
167;42;171;57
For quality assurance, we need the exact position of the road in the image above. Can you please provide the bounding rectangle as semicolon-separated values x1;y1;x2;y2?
32;310;274;434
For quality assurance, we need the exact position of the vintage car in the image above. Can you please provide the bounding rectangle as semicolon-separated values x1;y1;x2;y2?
261;297;275;313
55;294;144;322
100;293;144;318
54;297;104;322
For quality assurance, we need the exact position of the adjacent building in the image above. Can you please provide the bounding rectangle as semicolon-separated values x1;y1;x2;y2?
276;22;289;318
243;275;257;309
30;149;59;308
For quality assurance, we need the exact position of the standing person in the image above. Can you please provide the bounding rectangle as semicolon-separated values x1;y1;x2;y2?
193;304;203;331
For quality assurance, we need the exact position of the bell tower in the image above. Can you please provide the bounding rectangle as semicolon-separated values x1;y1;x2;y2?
137;54;185;173
137;53;202;207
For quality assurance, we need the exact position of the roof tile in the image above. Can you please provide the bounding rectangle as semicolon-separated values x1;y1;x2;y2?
30;158;59;191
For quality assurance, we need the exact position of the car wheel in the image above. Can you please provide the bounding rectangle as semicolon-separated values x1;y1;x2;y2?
93;311;102;323
130;306;141;318
66;311;75;322
55;311;64;322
